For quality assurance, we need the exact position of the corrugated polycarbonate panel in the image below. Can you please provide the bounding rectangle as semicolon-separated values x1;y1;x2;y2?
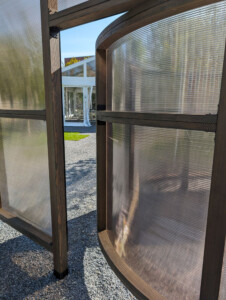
87;60;96;77
0;119;51;235
0;0;45;110
58;0;88;11
108;124;215;299
219;243;226;300
62;65;84;77
108;2;226;114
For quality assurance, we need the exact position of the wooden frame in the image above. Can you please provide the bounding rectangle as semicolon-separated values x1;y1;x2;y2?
1;0;225;293
40;0;68;279
0;0;68;279
95;0;226;299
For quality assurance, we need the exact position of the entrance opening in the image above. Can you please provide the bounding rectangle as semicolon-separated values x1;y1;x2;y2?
60;15;135;298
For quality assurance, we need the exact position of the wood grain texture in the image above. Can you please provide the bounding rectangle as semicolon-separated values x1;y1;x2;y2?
0;121;8;209
96;49;107;232
49;0;146;30
0;110;46;120
200;41;226;300
41;0;68;276
97;111;217;132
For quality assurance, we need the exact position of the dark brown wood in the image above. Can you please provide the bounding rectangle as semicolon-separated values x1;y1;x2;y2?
41;0;68;277
0;109;46;120
96;0;223;49
106;123;113;232
97;111;217;124
98;230;166;300
0;208;52;251
97;111;217;132
0;120;8;209
200;42;226;300
96;49;107;232
49;0;147;30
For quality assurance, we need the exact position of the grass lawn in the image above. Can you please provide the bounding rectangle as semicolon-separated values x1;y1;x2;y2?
64;132;89;141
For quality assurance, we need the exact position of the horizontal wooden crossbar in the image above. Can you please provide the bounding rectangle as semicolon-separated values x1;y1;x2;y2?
0;110;46;120
0;208;52;251
97;111;217;132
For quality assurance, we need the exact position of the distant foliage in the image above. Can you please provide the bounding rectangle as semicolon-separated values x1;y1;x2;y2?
65;57;89;67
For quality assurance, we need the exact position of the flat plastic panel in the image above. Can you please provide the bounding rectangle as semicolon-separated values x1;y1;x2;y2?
62;65;84;77
108;2;226;114
87;60;96;77
0;119;51;235
108;124;215;300
219;242;226;300
0;0;45;110
58;0;88;11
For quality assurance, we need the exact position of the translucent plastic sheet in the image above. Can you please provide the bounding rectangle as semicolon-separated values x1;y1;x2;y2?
0;0;45;110
87;60;96;77
58;0;88;11
108;2;226;114
0;119;51;235
108;124;215;300
62;65;84;77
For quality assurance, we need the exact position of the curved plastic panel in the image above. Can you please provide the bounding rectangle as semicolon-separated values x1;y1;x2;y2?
107;124;215;299
0;0;45;110
0;119;51;235
107;2;226;114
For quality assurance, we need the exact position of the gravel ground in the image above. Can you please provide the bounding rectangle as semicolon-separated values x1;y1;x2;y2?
0;126;136;300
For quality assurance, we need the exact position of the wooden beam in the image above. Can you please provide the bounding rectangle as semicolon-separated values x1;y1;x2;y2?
0;109;46;120
97;111;217;132
41;0;68;279
0;208;52;251
49;0;146;30
200;41;226;300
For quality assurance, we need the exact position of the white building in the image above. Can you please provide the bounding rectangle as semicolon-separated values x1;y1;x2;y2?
62;56;96;127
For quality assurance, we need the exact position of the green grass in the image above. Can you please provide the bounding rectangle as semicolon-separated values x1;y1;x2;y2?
64;132;89;141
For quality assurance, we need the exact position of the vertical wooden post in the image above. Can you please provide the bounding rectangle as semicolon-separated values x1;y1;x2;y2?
40;0;68;278
0;120;8;209
96;49;107;232
200;43;226;300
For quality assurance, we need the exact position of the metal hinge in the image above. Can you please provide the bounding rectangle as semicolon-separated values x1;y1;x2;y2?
97;104;106;111
50;26;60;39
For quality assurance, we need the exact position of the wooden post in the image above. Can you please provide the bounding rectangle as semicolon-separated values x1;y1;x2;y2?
40;0;68;279
200;42;226;300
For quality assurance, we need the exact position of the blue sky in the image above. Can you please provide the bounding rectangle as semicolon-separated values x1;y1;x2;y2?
60;14;122;64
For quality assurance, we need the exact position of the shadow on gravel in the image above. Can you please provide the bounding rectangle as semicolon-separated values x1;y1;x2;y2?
66;158;96;211
0;210;98;300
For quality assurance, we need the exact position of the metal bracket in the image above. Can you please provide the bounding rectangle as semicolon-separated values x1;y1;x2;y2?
97;104;106;111
97;120;106;126
50;26;60;39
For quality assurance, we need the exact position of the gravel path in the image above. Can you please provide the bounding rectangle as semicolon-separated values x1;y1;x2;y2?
0;127;136;300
